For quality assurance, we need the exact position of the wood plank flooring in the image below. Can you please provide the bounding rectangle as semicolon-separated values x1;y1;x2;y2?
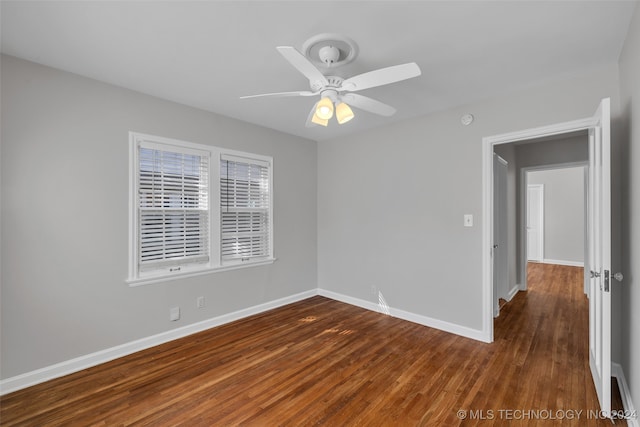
0;263;627;426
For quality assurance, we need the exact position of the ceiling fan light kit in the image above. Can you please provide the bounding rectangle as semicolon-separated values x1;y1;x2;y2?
311;113;329;127
336;102;354;124
241;33;422;128
315;96;334;120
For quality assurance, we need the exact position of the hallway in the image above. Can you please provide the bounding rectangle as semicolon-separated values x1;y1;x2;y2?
492;262;625;425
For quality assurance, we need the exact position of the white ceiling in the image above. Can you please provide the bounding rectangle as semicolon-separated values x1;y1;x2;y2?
1;1;637;141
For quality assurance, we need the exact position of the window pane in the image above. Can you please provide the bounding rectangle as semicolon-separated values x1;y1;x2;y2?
220;158;270;261
138;146;209;271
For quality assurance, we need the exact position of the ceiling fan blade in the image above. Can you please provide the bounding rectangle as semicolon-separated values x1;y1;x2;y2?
341;62;421;92
277;46;329;87
240;90;317;99
341;93;397;117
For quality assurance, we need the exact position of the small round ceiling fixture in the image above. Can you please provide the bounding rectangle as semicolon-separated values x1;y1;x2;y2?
461;113;474;126
302;33;359;68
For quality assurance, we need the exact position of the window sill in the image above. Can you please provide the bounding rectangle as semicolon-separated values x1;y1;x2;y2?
126;258;276;287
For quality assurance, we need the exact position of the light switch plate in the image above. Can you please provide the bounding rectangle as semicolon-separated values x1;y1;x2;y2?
169;306;180;321
464;214;473;227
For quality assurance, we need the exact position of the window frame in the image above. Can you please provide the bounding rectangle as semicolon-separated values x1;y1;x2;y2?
127;132;274;286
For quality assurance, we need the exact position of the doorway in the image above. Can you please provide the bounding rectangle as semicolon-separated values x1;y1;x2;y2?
481;98;613;414
524;165;588;292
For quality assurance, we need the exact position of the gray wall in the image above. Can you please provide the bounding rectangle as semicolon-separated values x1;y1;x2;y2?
515;135;588;168
619;1;640;416
528;167;585;264
318;64;620;335
0;55;318;379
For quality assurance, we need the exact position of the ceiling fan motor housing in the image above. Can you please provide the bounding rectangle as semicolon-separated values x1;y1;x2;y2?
319;45;340;65
311;76;343;92
302;33;359;69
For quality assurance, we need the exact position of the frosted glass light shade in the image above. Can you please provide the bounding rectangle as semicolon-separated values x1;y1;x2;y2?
316;97;334;120
336;102;354;124
311;113;328;126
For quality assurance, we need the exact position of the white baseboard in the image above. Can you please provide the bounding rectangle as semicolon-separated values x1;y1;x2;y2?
1;288;494;395
542;259;584;267
612;362;639;427
506;285;519;302
318;288;490;343
0;289;317;396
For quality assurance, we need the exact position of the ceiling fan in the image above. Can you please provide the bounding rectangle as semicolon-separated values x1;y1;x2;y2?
240;36;422;127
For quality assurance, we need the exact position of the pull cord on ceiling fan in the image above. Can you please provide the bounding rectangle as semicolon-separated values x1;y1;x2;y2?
240;34;422;127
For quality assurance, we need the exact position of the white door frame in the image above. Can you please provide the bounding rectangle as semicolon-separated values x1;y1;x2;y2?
526;183;545;263
481;116;596;342
493;154;509;317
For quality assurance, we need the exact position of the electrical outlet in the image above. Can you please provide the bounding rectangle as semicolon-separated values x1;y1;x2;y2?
197;296;205;309
169;306;180;321
464;214;473;227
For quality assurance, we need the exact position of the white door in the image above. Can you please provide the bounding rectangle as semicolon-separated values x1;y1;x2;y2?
527;184;544;262
588;98;611;416
493;154;508;317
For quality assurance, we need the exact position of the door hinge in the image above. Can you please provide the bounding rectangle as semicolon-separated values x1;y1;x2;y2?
604;270;610;292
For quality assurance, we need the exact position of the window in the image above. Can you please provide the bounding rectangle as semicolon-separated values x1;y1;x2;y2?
128;133;273;285
138;144;210;272
220;155;271;262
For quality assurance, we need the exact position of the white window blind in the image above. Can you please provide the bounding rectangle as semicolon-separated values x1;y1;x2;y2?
138;143;210;271
220;155;271;262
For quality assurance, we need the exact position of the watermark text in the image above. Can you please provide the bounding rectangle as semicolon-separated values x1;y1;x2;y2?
456;408;637;421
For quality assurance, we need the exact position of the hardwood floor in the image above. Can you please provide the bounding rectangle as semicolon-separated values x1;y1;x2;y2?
0;263;627;426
